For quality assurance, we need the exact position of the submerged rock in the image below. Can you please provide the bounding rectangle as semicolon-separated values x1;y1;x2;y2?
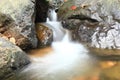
35;23;53;48
0;0;37;50
0;38;30;79
58;0;120;49
100;62;120;80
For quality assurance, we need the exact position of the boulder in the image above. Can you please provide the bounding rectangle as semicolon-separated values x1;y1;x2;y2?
58;0;120;49
0;38;30;79
0;0;37;50
35;23;53;48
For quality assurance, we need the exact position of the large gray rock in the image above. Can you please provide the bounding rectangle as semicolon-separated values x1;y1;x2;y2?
0;38;30;79
0;0;37;49
58;0;120;49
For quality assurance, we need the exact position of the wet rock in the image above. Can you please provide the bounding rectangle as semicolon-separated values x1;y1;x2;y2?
0;0;37;50
58;0;120;49
90;48;120;56
35;23;53;48
0;38;30;79
48;0;64;9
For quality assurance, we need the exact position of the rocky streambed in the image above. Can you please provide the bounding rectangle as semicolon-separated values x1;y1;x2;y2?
0;0;120;80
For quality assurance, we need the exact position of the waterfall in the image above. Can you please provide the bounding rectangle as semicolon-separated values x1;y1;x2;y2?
31;9;90;71
20;9;94;80
47;9;72;42
47;9;66;41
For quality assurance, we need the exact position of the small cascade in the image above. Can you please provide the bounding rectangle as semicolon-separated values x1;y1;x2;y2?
19;9;95;80
46;9;66;41
27;8;91;71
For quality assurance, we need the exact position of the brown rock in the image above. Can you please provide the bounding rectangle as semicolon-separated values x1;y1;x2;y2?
35;23;53;48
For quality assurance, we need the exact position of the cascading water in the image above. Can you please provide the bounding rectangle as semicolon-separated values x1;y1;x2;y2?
46;9;66;41
17;9;95;80
48;9;58;21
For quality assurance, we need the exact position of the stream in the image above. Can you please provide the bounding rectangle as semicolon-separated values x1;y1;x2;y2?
6;47;120;80
6;9;120;80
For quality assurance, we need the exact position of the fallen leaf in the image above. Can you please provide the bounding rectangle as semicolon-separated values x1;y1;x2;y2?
2;36;9;40
9;37;16;44
64;0;67;2
71;5;77;10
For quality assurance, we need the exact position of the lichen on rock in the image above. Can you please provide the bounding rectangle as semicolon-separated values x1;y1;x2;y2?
0;38;30;79
0;0;37;50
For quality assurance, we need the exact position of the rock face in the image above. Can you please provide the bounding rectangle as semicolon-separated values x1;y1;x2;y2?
0;38;30;79
0;0;37;49
35;23;53;48
58;0;120;49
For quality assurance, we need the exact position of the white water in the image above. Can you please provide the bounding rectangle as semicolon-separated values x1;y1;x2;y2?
21;9;94;80
48;9;57;21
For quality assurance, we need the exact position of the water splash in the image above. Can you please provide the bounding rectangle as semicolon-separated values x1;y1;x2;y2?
46;21;66;41
47;9;66;41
